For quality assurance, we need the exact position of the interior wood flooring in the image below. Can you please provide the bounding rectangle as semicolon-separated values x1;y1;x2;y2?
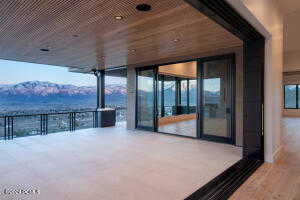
230;117;300;200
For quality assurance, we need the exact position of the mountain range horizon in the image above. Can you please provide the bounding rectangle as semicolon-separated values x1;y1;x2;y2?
0;80;127;114
0;80;127;96
0;80;219;115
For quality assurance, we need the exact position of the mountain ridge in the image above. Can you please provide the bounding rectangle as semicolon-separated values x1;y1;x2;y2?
0;81;127;97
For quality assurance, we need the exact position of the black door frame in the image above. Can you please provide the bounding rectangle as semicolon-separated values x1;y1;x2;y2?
136;0;265;198
136;54;236;146
197;54;236;144
185;0;265;160
184;0;265;199
135;66;158;132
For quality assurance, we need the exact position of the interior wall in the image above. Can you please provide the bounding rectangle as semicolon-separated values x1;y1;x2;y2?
127;46;244;147
226;0;284;162
284;50;300;72
283;11;300;72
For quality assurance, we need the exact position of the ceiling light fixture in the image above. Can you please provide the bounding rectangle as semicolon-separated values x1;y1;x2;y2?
136;4;152;12
173;39;180;42
40;48;50;52
115;16;123;20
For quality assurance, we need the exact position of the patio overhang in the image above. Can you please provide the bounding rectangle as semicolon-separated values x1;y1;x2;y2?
0;0;242;73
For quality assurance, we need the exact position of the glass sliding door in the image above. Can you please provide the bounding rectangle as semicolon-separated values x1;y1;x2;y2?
189;79;197;114
157;61;197;138
136;67;157;131
163;76;176;117
180;79;188;114
198;55;235;144
135;56;235;144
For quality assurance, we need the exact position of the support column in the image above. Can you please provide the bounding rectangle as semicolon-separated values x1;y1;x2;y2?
175;78;181;115
161;75;165;117
187;79;190;114
93;69;105;109
127;67;136;130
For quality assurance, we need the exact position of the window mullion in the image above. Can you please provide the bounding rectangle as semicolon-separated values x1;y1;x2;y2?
296;85;299;109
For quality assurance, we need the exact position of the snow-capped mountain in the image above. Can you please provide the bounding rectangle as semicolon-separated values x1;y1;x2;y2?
0;81;127;114
0;81;96;96
0;81;127;97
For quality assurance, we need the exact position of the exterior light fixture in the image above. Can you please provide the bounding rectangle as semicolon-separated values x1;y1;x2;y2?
115;16;123;20
136;4;152;12
40;48;50;52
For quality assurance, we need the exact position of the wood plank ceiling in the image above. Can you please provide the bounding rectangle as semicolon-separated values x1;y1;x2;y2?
0;0;242;72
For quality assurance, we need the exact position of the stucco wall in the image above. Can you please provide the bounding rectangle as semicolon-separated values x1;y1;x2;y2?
126;67;136;130
226;0;284;162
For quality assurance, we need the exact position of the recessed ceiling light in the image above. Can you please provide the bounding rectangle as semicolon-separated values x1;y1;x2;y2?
115;16;123;20
40;48;50;52
136;4;152;12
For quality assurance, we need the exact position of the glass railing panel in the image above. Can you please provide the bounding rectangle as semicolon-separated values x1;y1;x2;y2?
75;112;94;130
13;115;40;138
48;114;69;134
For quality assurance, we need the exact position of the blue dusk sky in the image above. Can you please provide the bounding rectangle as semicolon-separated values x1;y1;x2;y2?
0;59;126;86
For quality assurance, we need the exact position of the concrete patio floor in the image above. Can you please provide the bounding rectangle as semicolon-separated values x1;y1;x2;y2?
0;123;242;200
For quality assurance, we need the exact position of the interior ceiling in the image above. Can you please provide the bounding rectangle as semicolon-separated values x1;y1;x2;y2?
0;0;242;73
159;62;196;79
276;0;300;15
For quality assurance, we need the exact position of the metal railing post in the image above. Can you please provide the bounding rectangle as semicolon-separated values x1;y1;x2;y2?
46;114;48;134
69;112;76;132
6;117;13;140
4;117;7;140
73;113;76;131
40;114;48;135
40;115;42;135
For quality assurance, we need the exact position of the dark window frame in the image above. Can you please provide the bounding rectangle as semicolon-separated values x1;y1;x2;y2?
159;75;193;117
284;84;299;109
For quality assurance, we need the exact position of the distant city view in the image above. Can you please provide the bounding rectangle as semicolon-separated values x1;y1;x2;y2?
0;60;127;139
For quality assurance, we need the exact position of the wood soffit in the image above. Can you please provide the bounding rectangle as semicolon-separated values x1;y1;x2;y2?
0;0;242;72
